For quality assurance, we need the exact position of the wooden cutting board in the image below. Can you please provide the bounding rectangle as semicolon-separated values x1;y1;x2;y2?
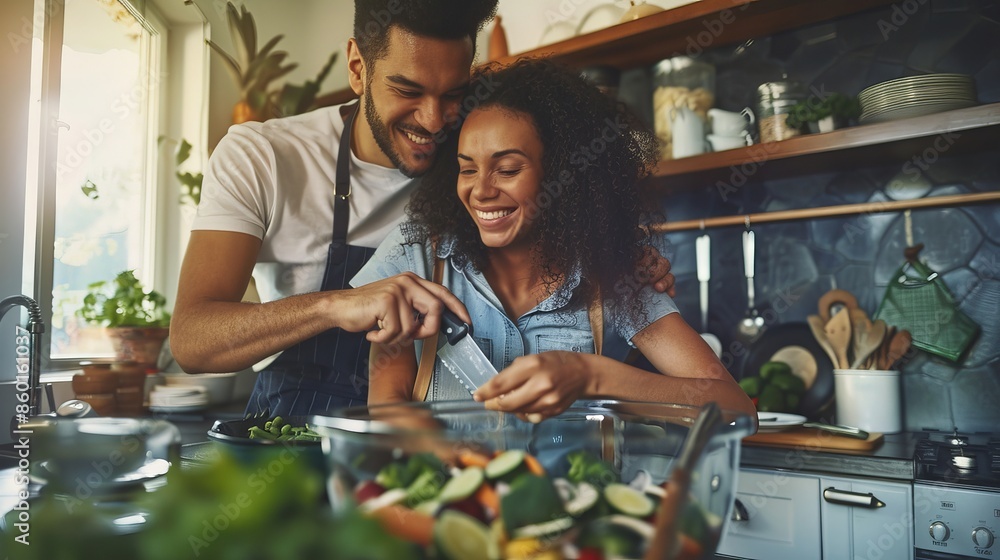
744;427;884;451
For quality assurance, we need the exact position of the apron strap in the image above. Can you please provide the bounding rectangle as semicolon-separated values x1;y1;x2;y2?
413;262;606;401
588;289;604;357
413;248;444;401
330;103;359;264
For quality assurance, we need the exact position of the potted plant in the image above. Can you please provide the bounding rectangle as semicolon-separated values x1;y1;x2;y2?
206;1;338;123
785;92;861;134
77;270;171;369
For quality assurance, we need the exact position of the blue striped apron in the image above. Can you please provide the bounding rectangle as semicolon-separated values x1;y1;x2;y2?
245;103;376;416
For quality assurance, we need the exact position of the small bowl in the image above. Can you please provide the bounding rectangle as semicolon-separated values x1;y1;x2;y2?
207;415;325;473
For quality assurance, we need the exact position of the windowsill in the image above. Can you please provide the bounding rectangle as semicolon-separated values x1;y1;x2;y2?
0;370;81;386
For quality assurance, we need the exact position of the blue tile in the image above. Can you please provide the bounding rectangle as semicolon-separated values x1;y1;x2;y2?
948;366;1000;432
934;21;1000;75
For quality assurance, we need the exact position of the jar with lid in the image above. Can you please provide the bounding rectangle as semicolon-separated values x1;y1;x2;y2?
755;81;806;143
651;56;716;159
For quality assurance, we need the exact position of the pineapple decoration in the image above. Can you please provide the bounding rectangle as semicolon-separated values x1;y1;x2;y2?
207;2;298;124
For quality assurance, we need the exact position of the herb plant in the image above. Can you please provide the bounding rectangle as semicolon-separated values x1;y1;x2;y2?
785;92;861;129
77;270;171;328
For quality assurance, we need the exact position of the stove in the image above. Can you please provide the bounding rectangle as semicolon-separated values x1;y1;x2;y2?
913;430;1000;560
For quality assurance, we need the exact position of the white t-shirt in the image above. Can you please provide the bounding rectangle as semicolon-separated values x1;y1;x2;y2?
192;103;416;304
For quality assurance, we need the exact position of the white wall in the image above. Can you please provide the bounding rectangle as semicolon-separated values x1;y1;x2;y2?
190;0;353;149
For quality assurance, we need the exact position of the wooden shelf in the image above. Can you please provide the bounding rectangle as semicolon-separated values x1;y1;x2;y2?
316;0;897;109
495;0;897;70
647;103;1000;189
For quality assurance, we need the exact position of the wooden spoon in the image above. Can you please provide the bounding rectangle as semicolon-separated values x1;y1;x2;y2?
851;318;886;369
877;326;896;370
884;329;912;370
807;314;840;368
823;308;852;370
818;289;860;324
849;310;872;367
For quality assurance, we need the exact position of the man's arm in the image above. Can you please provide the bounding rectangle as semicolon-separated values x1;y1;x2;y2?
171;230;470;373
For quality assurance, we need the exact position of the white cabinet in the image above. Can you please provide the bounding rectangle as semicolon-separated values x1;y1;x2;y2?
820;475;913;560
717;468;914;560
717;468;823;560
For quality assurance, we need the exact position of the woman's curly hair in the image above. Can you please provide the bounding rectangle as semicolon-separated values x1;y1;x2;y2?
408;58;661;321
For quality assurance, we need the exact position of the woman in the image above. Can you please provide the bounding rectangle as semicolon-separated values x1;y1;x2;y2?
352;59;754;421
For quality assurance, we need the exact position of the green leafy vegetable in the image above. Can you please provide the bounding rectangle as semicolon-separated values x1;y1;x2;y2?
566;450;617;488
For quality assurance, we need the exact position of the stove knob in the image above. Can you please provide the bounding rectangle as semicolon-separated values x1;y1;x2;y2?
930;521;950;542
972;527;995;549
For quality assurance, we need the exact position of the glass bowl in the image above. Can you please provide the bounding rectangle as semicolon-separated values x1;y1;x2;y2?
312;400;752;559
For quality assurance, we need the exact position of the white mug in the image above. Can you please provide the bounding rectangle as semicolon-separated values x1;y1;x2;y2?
671;106;706;159
709;107;755;137
707;133;753;151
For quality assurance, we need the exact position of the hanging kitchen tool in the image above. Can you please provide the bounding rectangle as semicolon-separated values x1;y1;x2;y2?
874;244;979;362
696;232;722;356
737;220;765;342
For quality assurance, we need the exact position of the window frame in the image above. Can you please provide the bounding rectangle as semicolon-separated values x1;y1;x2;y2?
26;0;171;370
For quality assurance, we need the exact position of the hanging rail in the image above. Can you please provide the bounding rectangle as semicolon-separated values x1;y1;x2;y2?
649;191;1000;233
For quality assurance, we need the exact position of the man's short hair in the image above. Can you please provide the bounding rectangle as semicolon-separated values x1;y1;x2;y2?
353;0;499;63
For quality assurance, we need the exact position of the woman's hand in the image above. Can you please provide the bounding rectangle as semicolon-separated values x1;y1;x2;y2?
472;351;595;422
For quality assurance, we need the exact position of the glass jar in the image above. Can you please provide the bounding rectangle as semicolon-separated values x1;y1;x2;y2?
651;56;716;159
755;81;806;143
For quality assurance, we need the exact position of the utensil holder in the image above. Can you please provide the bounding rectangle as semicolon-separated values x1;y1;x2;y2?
833;369;901;433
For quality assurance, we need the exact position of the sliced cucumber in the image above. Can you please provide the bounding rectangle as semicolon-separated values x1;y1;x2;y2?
434;510;491;560
438;466;485;504
485;450;526;480
414;499;442;517
565;482;600;517
604;483;655;518
511;516;574;539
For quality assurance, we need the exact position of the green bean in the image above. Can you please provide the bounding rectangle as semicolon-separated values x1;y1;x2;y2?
248;426;277;440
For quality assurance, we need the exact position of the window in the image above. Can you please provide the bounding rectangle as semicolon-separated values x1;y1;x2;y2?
28;0;166;365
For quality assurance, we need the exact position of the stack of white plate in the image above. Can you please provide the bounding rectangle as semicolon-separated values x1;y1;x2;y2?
149;385;209;413
859;73;977;124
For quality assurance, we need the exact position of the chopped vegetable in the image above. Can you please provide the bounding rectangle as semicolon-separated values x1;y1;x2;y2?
248;416;322;442
434;510;491;560
567;450;617;488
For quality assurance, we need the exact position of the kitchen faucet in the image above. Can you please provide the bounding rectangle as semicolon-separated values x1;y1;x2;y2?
1;295;45;419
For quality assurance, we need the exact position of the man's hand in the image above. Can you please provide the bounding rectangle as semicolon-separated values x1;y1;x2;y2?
638;245;676;297
344;272;471;347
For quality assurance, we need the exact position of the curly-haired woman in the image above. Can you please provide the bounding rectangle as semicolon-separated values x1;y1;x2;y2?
352;59;754;421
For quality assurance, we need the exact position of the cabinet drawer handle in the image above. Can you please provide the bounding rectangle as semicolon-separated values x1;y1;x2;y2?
823;487;886;509
730;498;749;522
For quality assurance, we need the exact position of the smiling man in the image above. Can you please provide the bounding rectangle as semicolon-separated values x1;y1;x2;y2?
171;0;499;416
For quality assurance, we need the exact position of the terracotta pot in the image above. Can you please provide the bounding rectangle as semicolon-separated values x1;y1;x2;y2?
106;327;169;370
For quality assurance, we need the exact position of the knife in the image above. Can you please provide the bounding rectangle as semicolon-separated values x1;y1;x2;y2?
802;421;870;440
437;309;498;394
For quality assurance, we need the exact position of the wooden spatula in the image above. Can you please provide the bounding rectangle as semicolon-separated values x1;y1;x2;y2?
824;308;852;370
851;318;886;369
807;314;840;368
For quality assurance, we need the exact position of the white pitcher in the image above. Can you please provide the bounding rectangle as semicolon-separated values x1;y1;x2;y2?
671;106;706;159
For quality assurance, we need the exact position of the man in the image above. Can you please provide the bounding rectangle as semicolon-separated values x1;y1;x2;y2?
171;0;674;416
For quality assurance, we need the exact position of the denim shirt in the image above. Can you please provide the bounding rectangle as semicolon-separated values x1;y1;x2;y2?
350;222;679;402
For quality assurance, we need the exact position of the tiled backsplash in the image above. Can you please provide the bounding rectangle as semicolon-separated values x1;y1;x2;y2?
652;0;1000;432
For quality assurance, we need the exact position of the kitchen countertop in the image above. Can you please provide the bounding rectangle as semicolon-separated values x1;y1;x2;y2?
739;432;921;481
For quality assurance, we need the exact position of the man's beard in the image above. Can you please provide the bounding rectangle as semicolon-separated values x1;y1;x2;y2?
364;90;428;178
